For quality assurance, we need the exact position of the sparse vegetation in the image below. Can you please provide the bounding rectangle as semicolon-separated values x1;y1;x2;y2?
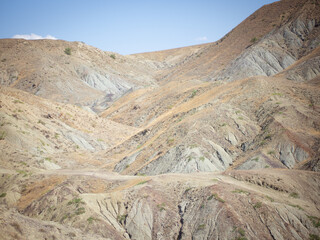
232;189;250;195
309;234;320;240
253;202;262;209
250;37;258;43
259;140;266;146
117;214;127;224
251;157;259;162
136;172;146;176
199;156;205;161
0;193;6;198
16;170;29;177
289;192;299;198
167;138;174;146
191;90;198;98
197;224;205;230
289;204;304;211
38;119;45;125
136;180;149;185
157;203;166;211
268;150;275;155
110;54;116;59
0;131;6;140
64;47;72;55
238;228;246;237
189;144;198;149
75;207;85;215
264;134;272;140
265;196;274;202
68;197;84;206
308;216;320;228
13;99;23;104
208;193;225;203
87;216;97;224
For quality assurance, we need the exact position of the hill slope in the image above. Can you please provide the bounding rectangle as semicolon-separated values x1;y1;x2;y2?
0;0;320;239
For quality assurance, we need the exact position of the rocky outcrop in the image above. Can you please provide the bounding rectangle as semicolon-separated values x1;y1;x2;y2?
213;17;320;82
278;142;309;168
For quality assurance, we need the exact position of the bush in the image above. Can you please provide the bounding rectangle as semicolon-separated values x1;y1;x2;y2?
110;54;116;59
0;131;6;140
250;37;258;43
289;192;299;198
64;48;71;55
253;202;262;209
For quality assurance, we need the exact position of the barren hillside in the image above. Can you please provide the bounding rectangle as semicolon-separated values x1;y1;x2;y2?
0;0;320;239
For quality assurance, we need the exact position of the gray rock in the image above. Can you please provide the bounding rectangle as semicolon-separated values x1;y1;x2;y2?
278;143;308;168
125;199;153;240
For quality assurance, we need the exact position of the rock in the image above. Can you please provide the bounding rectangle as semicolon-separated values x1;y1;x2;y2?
226;132;238;145
125;199;153;240
278;143;308;168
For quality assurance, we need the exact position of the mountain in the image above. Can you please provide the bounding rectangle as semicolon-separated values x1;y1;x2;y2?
0;0;320;239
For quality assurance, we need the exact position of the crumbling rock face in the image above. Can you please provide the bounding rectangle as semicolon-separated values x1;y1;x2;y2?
213;17;320;82
278;142;309;168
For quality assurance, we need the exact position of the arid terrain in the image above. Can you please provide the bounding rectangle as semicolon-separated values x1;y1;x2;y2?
0;0;320;239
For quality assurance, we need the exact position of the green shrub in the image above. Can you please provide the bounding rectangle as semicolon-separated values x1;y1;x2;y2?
68;198;84;206
197;224;205;230
75;207;85;215
289;204;303;210
308;216;320;228
191;90;198;98
64;48;71;55
268;150;275;155
289;192;299;198
250;37;258;43
253;202;262;209
0;131;6;140
87;216;96;224
238;228;245;236
110;54;116;59
265;196;274;202
0;193;6;198
136;180;149;185
232;189;250;195
208;193;225;203
309;234;320;240
157;203;166;211
117;214;127;224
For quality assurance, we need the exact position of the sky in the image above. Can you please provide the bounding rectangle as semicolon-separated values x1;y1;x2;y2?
0;0;277;55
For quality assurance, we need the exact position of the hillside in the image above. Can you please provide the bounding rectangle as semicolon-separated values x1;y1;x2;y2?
0;39;159;112
0;0;320;239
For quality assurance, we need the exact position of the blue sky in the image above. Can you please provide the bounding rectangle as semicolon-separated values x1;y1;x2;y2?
0;0;277;55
